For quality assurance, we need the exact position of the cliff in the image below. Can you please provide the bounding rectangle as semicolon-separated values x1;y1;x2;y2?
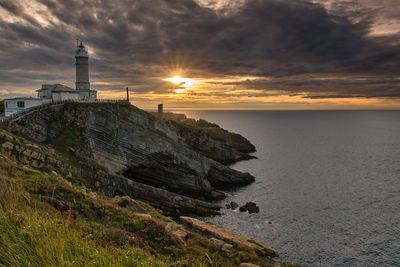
0;103;300;266
2;102;255;215
0;156;300;266
155;112;256;164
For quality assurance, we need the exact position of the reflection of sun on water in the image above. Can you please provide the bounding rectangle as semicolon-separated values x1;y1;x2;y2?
163;75;195;93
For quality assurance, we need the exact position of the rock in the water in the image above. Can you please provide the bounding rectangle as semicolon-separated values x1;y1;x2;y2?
226;204;231;209
239;205;247;212
245;202;260;214
230;201;239;209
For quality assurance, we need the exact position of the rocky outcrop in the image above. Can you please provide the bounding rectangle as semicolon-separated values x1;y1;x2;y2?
106;174;221;216
239;263;261;267
180;216;279;258
165;117;256;164
2;102;256;215
82;104;254;199
240;202;260;214
0;130;223;216
165;222;188;244
0;134;63;170
230;201;239;209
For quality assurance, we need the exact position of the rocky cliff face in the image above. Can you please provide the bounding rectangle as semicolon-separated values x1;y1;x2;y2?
165;118;256;164
3;102;256;215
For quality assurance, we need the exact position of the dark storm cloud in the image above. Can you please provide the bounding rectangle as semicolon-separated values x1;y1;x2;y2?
212;76;400;98
0;0;39;26
0;0;399;99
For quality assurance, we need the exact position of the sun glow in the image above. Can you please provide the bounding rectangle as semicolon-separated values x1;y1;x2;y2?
163;75;195;93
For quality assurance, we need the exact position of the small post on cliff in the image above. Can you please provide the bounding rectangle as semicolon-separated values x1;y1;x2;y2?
126;87;130;103
158;104;163;119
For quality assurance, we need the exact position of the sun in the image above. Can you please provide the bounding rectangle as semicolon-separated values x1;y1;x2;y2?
163;75;195;93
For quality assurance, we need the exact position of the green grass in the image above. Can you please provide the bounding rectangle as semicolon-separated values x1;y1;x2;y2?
0;174;164;266
0;158;273;266
0;159;190;266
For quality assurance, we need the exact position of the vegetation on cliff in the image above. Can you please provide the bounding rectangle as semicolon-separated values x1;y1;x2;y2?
0;155;271;266
0;102;300;266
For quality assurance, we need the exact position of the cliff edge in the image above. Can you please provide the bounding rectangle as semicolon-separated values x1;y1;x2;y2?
3;102;255;215
0;102;302;266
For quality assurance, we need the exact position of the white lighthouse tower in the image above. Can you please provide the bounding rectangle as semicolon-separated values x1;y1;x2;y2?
75;41;96;101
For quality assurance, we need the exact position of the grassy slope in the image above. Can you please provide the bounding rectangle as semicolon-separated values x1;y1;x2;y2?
0;157;267;266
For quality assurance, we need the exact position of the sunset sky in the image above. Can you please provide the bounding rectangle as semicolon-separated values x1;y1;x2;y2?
0;0;400;110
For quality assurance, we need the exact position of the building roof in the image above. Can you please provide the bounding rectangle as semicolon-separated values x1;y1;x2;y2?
37;84;54;91
76;89;97;92
52;84;76;92
4;97;41;101
37;83;77;93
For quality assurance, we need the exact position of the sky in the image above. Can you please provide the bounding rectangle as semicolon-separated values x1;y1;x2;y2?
0;0;399;110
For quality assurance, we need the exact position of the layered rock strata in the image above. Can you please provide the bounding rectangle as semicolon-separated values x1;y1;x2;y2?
2;102;256;215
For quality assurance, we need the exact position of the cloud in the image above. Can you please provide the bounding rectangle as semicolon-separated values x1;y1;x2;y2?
0;0;399;107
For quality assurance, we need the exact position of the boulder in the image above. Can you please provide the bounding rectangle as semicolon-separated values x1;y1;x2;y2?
239;205;247;212
239;263;260;267
209;237;225;248
180;216;279;258
165;223;188;244
209;237;234;256
239;202;260;213
245;202;260;214
230;201;239;209
222;243;234;257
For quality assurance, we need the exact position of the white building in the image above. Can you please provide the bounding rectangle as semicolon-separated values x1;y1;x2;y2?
4;97;43;117
37;84;80;102
4;41;97;117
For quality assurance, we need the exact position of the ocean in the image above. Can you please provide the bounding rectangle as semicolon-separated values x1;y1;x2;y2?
175;110;400;267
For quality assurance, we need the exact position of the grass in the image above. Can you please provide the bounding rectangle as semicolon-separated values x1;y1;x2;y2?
0;159;188;266
0;157;274;266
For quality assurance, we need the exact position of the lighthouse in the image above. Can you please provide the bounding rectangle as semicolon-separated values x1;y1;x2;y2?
75;41;90;90
74;41;96;101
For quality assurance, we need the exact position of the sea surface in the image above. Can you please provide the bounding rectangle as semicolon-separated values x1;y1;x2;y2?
174;110;400;267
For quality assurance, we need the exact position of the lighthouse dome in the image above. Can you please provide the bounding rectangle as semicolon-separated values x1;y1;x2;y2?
75;41;88;57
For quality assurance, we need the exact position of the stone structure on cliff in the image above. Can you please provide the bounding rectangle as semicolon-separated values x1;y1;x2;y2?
4;41;97;117
158;104;163;119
